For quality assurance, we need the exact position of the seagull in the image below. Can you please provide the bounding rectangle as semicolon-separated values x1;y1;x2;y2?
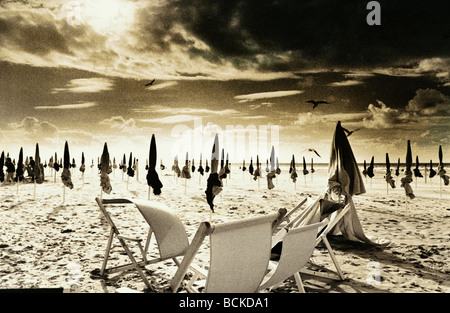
307;100;329;109
303;148;321;158
145;79;155;87
342;127;361;137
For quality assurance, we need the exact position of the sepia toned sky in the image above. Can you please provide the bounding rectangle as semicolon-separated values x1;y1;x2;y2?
0;0;449;165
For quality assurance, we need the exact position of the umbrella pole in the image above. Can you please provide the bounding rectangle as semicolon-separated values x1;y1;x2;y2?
127;176;129;190
54;170;56;183
33;181;36;199
148;187;151;200
184;178;187;195
440;179;442;198
62;185;66;204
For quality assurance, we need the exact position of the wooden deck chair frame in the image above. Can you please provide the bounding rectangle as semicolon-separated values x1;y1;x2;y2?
170;209;286;293
259;220;328;293
272;193;351;281
95;197;188;289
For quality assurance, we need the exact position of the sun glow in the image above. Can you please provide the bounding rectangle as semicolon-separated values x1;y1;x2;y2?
78;0;137;35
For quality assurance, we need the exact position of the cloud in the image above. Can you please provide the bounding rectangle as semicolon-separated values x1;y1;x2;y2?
34;102;97;109
363;100;410;129
328;80;364;87
140;114;199;124
406;88;450;116
145;81;178;90
235;90;303;102
8;116;58;137
52;78;113;93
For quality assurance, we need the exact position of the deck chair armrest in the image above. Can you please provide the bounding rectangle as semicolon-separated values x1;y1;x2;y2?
117;235;143;242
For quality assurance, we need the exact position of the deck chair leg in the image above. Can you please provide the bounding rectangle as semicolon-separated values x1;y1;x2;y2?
117;237;152;289
322;237;345;280
100;228;115;276
294;272;305;293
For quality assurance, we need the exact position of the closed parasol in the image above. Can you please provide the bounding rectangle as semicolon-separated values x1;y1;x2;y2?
385;153;395;189
429;160;436;179
16;148;24;182
100;142;112;194
253;155;261;181
327;121;387;245
146;134;163;195
438;145;449;186
0;151;4;182
127;152;135;177
276;157;281;175
181;152;191;179
80;152;86;173
413;156;423;178
61;141;74;189
302;156;309;175
367;156;375;178
395;158;400;177
198;153;204;176
290;155;297;183
267;146;276;190
400;140;414;199
205;134;223;212
249;157;254;175
242;159;246;172
34;143;44;184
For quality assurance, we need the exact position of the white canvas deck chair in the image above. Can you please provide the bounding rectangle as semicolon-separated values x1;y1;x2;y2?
170;210;286;293
272;193;351;281
258;220;327;293
95;198;190;289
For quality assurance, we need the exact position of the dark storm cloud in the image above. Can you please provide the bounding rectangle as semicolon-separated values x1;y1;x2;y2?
138;0;450;71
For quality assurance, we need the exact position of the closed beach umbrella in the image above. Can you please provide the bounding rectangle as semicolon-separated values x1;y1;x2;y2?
242;159;246;172
127;152;135;177
172;155;181;177
302;156;309;175
80;152;86;173
16;148;24;182
367;156;375;178
205;134;223;212
429;160;436;178
400;140;414;199
249;157;254;175
327;121;366;197
438;145;449;186
267;146;276;189
276;157;281;175
395;158;400;177
100;143;112;194
61;141;73;189
385;153;396;189
146;134;163;195
34;143;44;184
414;156;423;178
0;151;4;182
253;155;261;181
198;153;204;176
181;152;191;179
290;155;297;183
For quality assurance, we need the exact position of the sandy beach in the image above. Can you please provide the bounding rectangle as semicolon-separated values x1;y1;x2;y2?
0;164;448;294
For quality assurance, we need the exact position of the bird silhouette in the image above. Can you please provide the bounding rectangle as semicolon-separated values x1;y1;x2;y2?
303;148;321;158
145;79;155;86
342;127;361;137
307;100;329;109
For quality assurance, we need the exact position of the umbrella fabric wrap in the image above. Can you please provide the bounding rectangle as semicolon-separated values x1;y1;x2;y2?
267;171;276;189
146;135;163;195
385;172;396;188
327;122;388;246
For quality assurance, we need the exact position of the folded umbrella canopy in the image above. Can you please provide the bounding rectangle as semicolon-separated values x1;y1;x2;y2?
0;151;4;182
191;159;196;173
310;158;315;174
172;155;181;177
218;149;227;179
327;121;386;245
395;158;400;177
53;152;60;172
385;153;396;188
438;145;449;186
362;160;367;177
61;141;74;189
253;155;261;181
127;152;135;177
327;121;366;197
120;154;127;172
198;154;204;175
276;157;281;175
34;143;44;184
366;156;375;178
80;152;86;173
290;155;297;183
267;146;276;189
429;160;436;178
16;148;24;182
249;157;254;175
100;143;112;194
181;152;191;179
400;140;414;199
205;134;223;212
146;134;163;195
413;156;423;178
242;159;246;172
302;156;309;175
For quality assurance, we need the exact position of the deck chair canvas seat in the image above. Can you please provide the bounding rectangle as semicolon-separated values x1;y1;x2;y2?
170;210;285;293
95;198;190;290
271;193;351;281
259;220;327;293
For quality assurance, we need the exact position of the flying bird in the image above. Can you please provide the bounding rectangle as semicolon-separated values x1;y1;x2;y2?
307;100;329;109
303;148;321;158
145;79;155;86
342;127;361;137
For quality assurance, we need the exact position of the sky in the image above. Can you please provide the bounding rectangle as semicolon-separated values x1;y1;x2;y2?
0;0;449;166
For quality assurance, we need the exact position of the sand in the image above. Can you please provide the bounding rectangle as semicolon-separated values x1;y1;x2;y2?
0;165;449;293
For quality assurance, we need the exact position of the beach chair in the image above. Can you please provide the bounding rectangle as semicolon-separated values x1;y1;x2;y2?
170;210;285;293
258;220;328;293
95;198;190;289
272;193;351;280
